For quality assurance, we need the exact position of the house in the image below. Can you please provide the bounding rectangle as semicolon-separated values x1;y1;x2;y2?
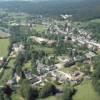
12;43;24;53
61;14;72;20
37;62;56;75
24;71;33;80
7;73;20;85
30;75;41;86
64;59;75;67
0;57;4;65
85;51;96;59
7;78;16;85
10;43;24;57
72;71;84;83
14;73;21;83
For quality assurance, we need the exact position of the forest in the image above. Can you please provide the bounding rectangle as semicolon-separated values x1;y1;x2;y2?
0;0;100;21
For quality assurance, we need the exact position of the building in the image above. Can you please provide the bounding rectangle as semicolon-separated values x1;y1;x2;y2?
0;57;4;66
85;51;96;59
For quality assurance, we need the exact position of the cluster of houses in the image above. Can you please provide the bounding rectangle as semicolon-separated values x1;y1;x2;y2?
48;16;100;51
6;57;84;86
37;62;56;75
5;15;100;88
10;43;24;58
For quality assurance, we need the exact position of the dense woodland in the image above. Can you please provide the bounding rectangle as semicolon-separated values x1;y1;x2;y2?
0;0;100;21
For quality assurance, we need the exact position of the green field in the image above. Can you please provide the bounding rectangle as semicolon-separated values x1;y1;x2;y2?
0;59;15;85
34;24;46;32
73;80;100;100
37;80;100;100
0;38;9;57
11;94;22;100
33;45;54;54
90;19;100;24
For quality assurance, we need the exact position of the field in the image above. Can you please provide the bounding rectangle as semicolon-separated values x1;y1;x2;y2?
11;94;22;100
34;24;46;32
73;80;100;100
90;19;100;24
0;38;9;57
33;44;55;54
0;59;15;85
37;80;100;100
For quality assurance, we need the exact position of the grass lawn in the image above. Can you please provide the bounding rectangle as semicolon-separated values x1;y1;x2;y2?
23;61;32;71
11;94;23;100
34;24;45;32
0;38;9;57
33;45;55;54
60;65;80;73
73;80;100;100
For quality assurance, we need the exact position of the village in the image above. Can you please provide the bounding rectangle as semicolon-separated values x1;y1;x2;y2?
0;13;99;88
0;10;100;100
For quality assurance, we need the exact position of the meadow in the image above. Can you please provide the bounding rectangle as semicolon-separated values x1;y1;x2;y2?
0;38;9;57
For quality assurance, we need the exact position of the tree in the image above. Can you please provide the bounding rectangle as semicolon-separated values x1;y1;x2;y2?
0;85;12;100
62;84;75;100
14;52;26;74
3;85;13;98
73;28;79;35
0;91;4;100
19;79;38;100
39;83;57;98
